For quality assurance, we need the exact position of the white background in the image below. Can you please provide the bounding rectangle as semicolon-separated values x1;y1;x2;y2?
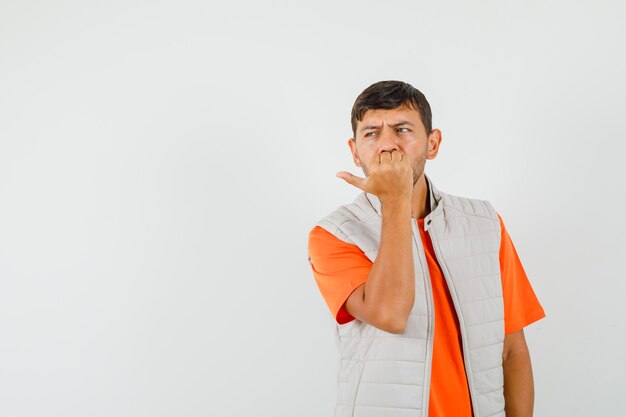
1;1;624;416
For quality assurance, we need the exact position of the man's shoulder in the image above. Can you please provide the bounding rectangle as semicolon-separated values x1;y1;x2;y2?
315;192;376;228
310;192;381;245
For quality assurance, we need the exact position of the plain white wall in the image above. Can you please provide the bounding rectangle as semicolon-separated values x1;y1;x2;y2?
1;1;624;416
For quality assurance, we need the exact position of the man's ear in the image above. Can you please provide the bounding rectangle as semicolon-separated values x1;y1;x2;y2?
426;129;442;160
347;138;362;167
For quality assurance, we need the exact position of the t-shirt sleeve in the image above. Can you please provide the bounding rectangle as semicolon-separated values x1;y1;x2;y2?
307;225;372;324
497;212;546;334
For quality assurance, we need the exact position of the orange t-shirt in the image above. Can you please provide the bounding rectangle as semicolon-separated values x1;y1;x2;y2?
307;212;545;417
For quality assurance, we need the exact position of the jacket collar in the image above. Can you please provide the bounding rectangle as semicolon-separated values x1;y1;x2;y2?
365;173;444;226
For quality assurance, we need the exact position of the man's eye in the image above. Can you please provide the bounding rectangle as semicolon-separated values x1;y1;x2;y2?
397;127;409;133
365;132;376;137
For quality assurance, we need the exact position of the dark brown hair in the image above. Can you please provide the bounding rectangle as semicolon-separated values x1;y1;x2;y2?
350;80;432;138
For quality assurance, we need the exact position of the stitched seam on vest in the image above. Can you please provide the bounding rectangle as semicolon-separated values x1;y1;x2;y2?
440;201;498;221
477;385;504;396
338;335;428;340
315;223;350;243
341;209;377;224
443;203;498;220
433;249;498;263
354;405;421;410
457;273;500;284
467;318;504;328
469;340;502;351
432;228;499;242
474;363;503;374
455;275;500;288
461;294;502;307
359;382;423;386
317;220;377;245
444;204;498;221
338;359;426;365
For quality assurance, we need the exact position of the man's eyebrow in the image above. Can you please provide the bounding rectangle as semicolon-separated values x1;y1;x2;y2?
359;124;381;132
389;120;415;127
359;120;415;132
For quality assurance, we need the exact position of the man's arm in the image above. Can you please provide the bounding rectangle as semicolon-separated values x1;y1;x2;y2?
503;328;535;417
337;150;415;334
343;199;414;333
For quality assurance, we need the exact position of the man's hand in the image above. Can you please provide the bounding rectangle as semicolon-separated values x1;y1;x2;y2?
336;150;413;203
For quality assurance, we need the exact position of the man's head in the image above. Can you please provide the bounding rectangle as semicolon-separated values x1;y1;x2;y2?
347;80;442;185
351;80;432;138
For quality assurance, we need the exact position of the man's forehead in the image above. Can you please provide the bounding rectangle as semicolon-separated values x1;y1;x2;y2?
359;105;422;126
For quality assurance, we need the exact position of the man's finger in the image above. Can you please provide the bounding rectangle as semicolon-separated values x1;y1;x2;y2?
336;171;366;190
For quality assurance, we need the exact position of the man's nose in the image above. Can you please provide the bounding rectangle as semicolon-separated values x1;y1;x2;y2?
377;129;399;152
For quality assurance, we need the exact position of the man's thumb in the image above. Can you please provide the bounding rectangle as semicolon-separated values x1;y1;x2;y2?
336;171;366;190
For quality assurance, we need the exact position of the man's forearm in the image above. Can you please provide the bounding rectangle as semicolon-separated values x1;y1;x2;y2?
503;350;535;417
362;198;414;330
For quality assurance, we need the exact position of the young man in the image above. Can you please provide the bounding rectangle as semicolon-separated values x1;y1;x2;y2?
307;80;545;417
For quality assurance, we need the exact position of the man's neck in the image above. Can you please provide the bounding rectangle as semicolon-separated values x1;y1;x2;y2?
411;174;431;220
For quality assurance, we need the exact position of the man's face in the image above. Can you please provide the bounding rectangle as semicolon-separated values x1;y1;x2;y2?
348;104;441;185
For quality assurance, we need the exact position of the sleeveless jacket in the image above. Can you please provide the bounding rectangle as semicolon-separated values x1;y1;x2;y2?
313;174;505;417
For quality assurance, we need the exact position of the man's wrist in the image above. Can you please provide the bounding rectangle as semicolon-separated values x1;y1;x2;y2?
380;197;412;217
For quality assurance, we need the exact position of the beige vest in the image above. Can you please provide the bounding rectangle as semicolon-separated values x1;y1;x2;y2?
314;174;505;417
